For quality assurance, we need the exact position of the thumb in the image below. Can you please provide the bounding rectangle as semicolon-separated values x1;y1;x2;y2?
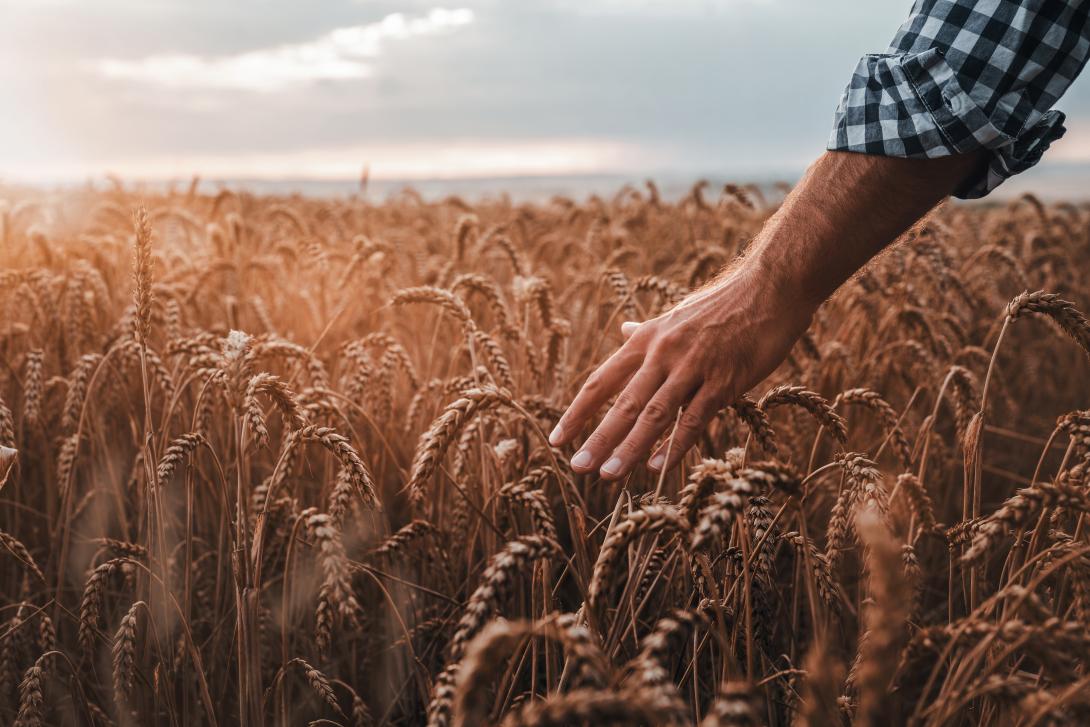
620;321;640;339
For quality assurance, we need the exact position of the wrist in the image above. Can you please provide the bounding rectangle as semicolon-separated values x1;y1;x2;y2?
739;245;823;321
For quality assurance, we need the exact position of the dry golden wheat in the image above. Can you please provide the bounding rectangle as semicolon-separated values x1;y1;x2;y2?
2;183;1089;726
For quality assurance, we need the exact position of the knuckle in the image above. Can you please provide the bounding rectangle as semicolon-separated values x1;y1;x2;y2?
641;398;673;424
668;444;695;464
583;432;611;452
630;324;655;346
680;352;710;377
646;342;670;362
676;407;706;433
612;392;643;421
655;329;687;352
700;381;729;403
613;438;643;459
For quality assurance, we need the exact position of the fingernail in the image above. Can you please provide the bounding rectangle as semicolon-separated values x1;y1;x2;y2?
548;423;564;446
649;453;665;471
570;450;592;469
601;456;623;476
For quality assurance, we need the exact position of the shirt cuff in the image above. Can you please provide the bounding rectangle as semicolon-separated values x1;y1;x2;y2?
827;47;1067;199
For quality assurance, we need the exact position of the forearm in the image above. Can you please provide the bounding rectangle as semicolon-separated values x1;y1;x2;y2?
552;0;1084;479
552;148;989;479
740;149;986;310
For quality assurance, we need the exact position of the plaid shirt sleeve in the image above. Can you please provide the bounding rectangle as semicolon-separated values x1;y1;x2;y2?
828;0;1090;199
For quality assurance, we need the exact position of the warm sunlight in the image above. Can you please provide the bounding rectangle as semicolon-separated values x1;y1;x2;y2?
5;3;1090;726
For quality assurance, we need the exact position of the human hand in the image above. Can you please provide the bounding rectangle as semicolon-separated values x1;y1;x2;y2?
548;261;815;479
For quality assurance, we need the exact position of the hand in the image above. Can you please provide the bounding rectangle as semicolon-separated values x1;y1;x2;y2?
549;150;983;480
549;261;815;479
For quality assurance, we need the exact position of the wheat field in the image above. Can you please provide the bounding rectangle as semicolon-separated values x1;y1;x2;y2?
0;180;1089;726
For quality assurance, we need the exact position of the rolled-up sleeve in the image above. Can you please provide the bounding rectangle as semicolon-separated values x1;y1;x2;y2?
829;0;1090;198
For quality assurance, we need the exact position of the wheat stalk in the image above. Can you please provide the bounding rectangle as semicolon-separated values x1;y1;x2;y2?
499;687;683;727
131;208;155;345
1006;290;1090;357
0;530;44;585
759;384;847;443
407;387;510;507
698;680;761;727
112;600;144;712
449;535;558;660
428;535;558;727
589;505;691;611
963;470;1090;564
834;387;912;468
453;614;608;727
21;350;43;426
304;509;361;652
851;508;912;727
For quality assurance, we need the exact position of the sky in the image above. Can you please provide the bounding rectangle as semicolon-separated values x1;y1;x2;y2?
4;0;1090;187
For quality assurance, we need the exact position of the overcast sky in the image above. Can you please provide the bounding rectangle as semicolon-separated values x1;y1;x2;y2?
4;0;1090;184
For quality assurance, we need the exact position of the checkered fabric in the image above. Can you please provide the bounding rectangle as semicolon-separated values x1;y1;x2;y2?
829;0;1090;198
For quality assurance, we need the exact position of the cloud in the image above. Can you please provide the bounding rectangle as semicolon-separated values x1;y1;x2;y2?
91;7;473;91
11;0;1088;186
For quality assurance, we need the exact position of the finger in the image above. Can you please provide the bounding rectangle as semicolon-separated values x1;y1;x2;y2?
599;376;699;479
568;365;666;474
647;385;725;473
620;321;640;339
549;347;642;447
